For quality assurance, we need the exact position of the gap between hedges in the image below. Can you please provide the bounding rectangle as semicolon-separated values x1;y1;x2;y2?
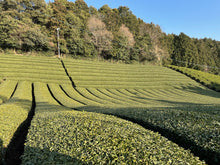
60;59;76;88
4;83;36;165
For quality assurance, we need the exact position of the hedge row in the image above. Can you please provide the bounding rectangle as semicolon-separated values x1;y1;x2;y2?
168;65;220;91
61;84;102;106
63;59;196;88
61;85;220;108
87;88;131;106
22;111;205;164
0;81;32;163
0;80;17;104
81;105;220;164
0;54;70;84
48;83;84;108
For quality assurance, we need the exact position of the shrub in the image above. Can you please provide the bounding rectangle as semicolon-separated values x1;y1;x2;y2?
22;111;205;164
0;81;32;160
168;65;220;92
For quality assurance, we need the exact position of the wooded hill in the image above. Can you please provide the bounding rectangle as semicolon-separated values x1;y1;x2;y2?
0;0;220;74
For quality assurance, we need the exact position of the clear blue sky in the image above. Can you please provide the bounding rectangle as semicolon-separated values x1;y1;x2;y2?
46;0;220;41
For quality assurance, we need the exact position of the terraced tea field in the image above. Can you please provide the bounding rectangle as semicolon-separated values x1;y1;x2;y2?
0;55;70;84
0;54;219;164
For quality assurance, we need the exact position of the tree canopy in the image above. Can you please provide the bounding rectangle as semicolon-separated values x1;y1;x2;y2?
0;0;219;73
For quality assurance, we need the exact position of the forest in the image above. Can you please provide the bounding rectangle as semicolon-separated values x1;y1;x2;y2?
0;0;220;74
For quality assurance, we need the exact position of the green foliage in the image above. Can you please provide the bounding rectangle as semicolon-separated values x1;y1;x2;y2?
22;28;50;51
118;6;140;36
74;0;89;14
0;15;50;51
111;37;132;62
62;58;195;88
135;33;155;63
0;15;21;49
0;80;18;163
22;109;205;164
0;55;219;164
0;0;220;67
168;65;220;91
98;5;121;32
165;33;220;74
0;81;32;152
59;58;220;164
0;0;168;63
48;83;84;108
67;37;97;57
61;84;101;106
0;80;17;104
171;33;199;68
84;104;220;164
0;54;71;84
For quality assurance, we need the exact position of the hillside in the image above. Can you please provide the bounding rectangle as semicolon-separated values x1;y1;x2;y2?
0;0;220;74
0;54;220;164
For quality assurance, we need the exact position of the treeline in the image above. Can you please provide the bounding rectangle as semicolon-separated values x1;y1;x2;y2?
164;33;220;74
0;0;220;74
0;0;161;64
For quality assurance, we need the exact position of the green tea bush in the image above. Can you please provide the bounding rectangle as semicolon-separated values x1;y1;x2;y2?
61;84;101;106
87;88;130;106
76;87;119;106
22;110;205;164
0;54;70;84
82;105;220;164
48;83;84;108
168;65;220;91
0;81;32;154
63;59;196;88
0;80;17;104
33;82;72;115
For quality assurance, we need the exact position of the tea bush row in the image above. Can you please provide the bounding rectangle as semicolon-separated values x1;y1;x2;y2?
0;81;32;162
82;105;220;164
168;65;220;91
46;84;220;163
61;84;101;106
0;80;17;104
0;54;70;84
48;83;84;108
22;109;205;164
63;59;196;88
